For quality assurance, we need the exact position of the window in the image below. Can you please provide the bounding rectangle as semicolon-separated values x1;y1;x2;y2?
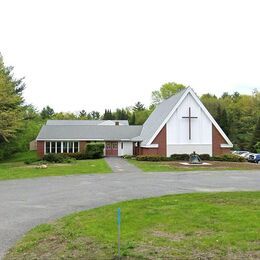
63;142;68;153
57;142;61;153
46;142;50;153
68;142;73;153
121;142;123;149
74;142;79;153
112;142;118;149
106;142;111;150
45;141;79;154
51;142;56;153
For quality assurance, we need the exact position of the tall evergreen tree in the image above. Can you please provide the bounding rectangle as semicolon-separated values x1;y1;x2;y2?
102;109;114;120
133;101;145;111
40;106;54;119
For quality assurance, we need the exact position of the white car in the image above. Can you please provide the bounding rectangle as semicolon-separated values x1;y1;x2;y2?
240;152;251;158
245;153;255;160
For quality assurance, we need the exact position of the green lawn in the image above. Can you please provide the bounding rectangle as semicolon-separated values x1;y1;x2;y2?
128;159;260;172
0;151;111;181
5;151;40;163
5;192;260;259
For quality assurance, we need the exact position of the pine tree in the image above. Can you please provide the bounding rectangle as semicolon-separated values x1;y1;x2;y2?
103;109;114;120
133;101;145;111
40;106;54;119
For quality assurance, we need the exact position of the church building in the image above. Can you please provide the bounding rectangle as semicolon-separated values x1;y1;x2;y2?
36;87;233;157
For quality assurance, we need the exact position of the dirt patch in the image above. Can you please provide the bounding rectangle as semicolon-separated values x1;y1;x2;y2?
4;235;112;260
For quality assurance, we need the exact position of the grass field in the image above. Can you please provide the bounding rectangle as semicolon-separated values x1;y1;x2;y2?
5;192;260;259
0;152;111;181
128;159;260;172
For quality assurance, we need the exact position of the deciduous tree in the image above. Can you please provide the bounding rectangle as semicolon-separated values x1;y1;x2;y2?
0;54;24;142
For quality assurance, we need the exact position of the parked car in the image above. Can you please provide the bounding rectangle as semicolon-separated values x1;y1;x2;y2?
245;153;255;160
248;154;260;164
232;151;249;156
240;152;251;158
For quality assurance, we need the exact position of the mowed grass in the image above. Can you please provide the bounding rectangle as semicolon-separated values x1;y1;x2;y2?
128;159;260;172
0;152;111;181
5;192;260;259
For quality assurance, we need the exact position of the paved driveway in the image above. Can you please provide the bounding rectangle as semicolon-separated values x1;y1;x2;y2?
0;169;260;258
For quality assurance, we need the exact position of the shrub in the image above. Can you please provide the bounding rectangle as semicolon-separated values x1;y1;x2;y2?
136;155;169;161
122;155;135;159
85;143;104;159
211;154;246;162
43;153;67;163
63;152;89;160
170;154;190;161
24;158;41;165
199;154;211;160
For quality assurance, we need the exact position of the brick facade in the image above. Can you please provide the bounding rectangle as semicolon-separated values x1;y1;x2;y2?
212;125;230;155
79;141;87;152
139;125;167;156
37;141;44;158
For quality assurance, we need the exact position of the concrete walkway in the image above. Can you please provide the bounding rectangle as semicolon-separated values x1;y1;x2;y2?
0;169;260;258
105;157;141;173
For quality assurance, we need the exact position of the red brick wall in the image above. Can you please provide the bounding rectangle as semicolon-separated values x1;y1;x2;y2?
79;141;87;152
152;125;167;155
212;125;231;155
37;141;44;158
140;148;159;155
139;125;167;156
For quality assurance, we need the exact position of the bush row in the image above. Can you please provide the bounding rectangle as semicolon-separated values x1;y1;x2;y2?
42;153;75;163
135;153;246;162
136;155;170;161
40;143;105;163
211;154;246;162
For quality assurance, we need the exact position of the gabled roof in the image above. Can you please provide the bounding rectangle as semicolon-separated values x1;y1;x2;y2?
36;125;142;141
139;88;187;146
140;87;233;147
46;120;129;126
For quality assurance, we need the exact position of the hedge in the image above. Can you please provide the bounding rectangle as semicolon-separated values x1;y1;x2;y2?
170;154;190;161
85;143;104;159
211;154;246;162
135;153;246;162
136;155;170;161
42;153;75;163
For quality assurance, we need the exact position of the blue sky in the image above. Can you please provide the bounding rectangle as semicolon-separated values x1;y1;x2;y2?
1;0;259;113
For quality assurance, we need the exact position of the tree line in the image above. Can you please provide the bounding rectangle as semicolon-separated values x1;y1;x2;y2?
0;54;259;160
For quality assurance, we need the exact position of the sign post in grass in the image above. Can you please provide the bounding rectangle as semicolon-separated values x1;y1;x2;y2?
117;208;121;259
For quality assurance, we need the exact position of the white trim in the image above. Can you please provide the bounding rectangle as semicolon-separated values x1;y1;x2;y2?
37;139;105;141
141;144;159;148
170;143;212;146
147;88;190;145
147;87;233;147
221;144;233;148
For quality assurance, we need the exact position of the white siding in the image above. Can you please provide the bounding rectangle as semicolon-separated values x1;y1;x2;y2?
166;93;212;156
118;141;133;156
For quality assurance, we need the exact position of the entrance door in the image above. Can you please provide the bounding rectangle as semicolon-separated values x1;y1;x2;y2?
105;141;118;156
